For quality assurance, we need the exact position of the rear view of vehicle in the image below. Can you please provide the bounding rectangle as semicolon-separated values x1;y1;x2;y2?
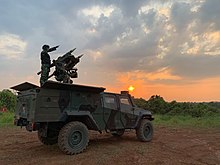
12;81;106;154
12;82;38;130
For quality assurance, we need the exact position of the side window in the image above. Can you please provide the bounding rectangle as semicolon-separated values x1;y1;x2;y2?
120;98;130;105
104;96;117;110
120;97;131;106
120;96;133;110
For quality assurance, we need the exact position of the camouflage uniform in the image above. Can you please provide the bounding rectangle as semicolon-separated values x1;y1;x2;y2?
40;45;58;86
40;64;50;86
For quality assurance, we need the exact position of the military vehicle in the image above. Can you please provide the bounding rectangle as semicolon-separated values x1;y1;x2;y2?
12;48;154;155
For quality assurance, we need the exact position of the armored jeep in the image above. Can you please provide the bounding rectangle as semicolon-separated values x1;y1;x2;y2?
12;81;154;155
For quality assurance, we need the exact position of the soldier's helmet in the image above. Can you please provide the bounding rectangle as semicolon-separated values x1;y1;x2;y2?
42;45;50;50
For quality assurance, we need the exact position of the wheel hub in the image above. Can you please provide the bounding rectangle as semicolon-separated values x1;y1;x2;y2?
144;125;151;137
69;131;82;146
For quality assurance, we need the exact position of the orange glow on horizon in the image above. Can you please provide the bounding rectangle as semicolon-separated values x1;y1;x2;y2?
103;72;220;102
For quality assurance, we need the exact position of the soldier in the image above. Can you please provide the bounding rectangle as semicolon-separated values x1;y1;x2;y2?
40;44;59;86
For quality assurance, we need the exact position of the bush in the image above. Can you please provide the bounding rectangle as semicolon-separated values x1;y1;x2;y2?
0;90;16;112
133;98;148;109
146;95;169;114
167;106;183;115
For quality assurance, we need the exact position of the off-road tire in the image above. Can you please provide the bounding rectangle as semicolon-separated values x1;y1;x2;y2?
58;121;89;155
38;129;58;145
111;129;125;137
136;119;153;142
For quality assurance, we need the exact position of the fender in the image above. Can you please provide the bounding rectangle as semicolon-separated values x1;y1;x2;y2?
61;111;101;133
133;110;154;128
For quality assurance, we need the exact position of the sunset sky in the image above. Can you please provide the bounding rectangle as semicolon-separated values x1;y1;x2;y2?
0;0;220;102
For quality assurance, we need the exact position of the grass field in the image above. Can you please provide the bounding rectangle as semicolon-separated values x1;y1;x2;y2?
1;112;220;128
0;112;14;127
153;114;220;128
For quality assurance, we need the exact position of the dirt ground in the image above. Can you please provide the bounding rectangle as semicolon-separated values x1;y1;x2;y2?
0;126;219;165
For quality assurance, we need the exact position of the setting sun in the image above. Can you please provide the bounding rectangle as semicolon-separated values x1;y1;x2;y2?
128;85;135;92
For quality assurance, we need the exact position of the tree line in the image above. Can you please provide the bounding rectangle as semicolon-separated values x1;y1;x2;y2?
0;89;220;117
134;95;220;117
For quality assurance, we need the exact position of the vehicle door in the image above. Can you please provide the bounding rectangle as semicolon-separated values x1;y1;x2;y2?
119;95;137;128
102;94;124;130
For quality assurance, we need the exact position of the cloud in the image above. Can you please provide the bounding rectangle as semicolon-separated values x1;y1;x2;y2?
199;0;220;30
0;33;27;59
81;5;114;18
171;2;194;32
170;55;220;79
0;0;220;101
77;0;220;82
109;0;148;17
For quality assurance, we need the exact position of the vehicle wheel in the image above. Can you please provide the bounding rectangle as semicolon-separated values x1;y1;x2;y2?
136;119;153;142
111;129;125;137
58;121;89;155
38;128;58;145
